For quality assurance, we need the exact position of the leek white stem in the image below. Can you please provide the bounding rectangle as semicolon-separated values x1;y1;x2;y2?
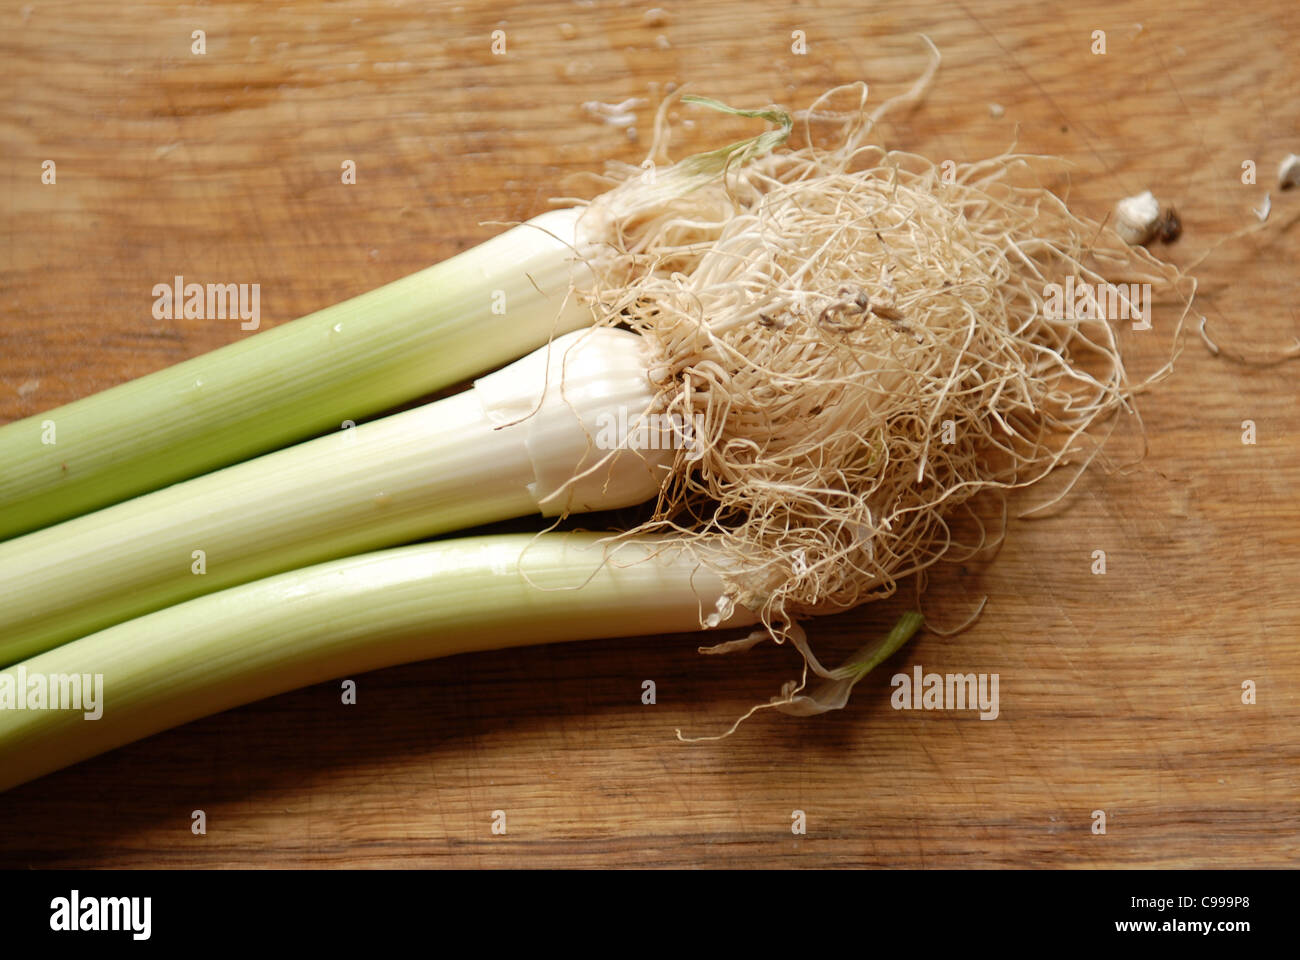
0;532;757;793
0;328;673;666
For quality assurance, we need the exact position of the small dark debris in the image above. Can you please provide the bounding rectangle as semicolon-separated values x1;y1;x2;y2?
1157;206;1181;244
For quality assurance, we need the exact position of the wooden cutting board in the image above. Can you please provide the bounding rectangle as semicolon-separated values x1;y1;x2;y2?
2;0;1296;868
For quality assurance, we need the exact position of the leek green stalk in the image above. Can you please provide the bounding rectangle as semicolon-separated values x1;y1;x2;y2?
0;532;757;793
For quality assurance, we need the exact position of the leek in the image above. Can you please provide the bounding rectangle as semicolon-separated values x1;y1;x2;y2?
0;208;594;540
0;328;674;666
0;532;761;793
0;100;791;541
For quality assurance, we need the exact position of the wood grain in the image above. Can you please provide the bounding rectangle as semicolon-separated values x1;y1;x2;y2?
1;0;1297;868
